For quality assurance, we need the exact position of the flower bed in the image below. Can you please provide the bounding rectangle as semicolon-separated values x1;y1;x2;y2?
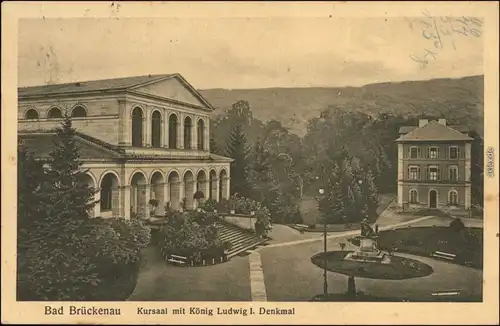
155;211;231;267
348;224;483;269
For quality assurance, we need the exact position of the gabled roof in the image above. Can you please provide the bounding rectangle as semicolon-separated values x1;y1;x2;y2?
19;132;123;161
396;121;473;142
18;73;215;111
399;125;470;135
18;74;173;97
18;130;233;163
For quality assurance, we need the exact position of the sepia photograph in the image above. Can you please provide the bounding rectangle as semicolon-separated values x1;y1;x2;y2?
2;1;499;325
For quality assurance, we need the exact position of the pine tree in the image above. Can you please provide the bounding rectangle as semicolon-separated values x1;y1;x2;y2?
17;144;47;240
319;162;347;223
209;134;220;155
249;140;275;202
225;123;252;197
363;169;379;220
46;113;97;221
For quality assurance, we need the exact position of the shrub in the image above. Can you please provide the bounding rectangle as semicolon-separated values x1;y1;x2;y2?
158;211;223;263
449;218;466;232
200;199;218;212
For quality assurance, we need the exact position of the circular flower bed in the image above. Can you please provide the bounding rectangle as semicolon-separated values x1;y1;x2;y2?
311;251;433;280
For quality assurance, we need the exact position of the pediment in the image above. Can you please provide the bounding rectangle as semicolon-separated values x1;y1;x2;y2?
132;75;212;110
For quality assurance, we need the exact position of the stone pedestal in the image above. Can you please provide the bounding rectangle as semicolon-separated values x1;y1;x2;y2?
344;236;391;264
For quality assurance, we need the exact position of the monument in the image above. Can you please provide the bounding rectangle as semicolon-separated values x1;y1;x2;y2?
344;218;391;264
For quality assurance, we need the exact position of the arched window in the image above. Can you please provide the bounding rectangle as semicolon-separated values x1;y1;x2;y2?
25;108;39;120
71;105;87;118
151;111;162;148
168;114;178;149
100;173;118;211
409;189;418;204
184;116;192;149
448;190;458;205
131;107;143;147
197;119;205;150
47;107;63;119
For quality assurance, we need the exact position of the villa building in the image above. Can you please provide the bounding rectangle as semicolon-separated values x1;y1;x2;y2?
18;74;233;219
396;119;473;212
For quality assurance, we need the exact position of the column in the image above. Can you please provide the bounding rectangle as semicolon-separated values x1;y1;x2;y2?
204;118;210;151
203;178;210;202
144;107;151;147
164;181;170;211
118;100;130;146
144;184;151;218
215;177;220;202
397;181;403;207
93;190;101;218
225;175;231;199
121;186;131;219
178;114;184;149
160;116;165;148
164;110;169;148
179;179;185;209
192;116;198;150
464;185;471;210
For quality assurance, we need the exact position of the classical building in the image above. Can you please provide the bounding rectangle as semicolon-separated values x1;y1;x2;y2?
18;74;232;219
396;119;473;212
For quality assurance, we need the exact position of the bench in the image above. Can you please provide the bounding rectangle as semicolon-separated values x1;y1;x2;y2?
431;290;461;296
167;258;186;265
166;254;187;265
432;251;456;261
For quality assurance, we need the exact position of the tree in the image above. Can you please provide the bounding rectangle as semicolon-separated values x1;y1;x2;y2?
209;134;221;155
248;140;275;202
45;113;97;221
225;123;252;197
17;144;46;230
318;162;346;224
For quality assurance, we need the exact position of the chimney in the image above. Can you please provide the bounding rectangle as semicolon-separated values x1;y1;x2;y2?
438;118;446;125
419;119;428;127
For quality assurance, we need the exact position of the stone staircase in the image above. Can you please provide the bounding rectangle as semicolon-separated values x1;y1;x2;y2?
216;221;269;258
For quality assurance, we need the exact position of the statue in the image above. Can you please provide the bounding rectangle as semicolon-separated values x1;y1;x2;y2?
360;218;375;237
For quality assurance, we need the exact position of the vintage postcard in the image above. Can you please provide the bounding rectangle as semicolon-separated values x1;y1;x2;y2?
1;1;499;325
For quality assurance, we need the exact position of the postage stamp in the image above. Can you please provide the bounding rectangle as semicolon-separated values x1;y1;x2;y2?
1;1;499;325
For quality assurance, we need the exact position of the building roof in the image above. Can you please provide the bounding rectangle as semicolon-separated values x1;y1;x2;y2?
18;131;233;163
396;121;473;142
399;124;470;135
18;73;216;111
18;74;174;97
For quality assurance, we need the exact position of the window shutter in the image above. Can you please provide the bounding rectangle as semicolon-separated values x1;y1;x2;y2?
436;148;440;159
417;147;421;158
437;167;441;180
444;147;449;159
425;166;429;180
427;147;430;159
417;167;421;180
458;147;462;158
407;147;410;159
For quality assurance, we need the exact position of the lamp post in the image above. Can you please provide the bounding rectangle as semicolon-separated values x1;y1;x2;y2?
318;187;327;296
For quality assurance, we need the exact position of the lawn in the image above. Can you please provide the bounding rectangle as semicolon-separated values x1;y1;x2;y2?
349;226;483;269
259;236;482;302
297;194;395;231
311;251;433;280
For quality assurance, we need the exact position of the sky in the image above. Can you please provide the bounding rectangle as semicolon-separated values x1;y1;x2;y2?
18;17;484;89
